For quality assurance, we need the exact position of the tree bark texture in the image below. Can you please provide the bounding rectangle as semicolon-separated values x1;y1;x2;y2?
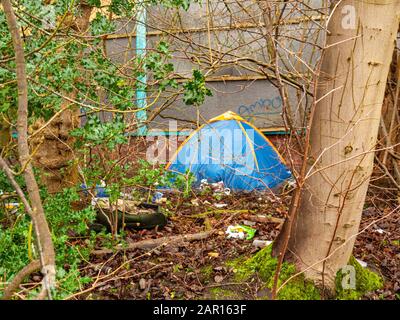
277;0;400;289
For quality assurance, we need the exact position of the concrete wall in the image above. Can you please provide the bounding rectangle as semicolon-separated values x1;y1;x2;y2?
103;0;326;131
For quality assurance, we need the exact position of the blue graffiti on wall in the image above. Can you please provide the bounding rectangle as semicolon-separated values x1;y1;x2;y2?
237;96;282;123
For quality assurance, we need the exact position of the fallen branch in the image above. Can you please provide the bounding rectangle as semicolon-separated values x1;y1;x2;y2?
91;231;212;256
242;214;285;226
1;260;40;300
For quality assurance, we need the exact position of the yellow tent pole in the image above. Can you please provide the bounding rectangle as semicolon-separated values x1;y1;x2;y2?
236;120;260;171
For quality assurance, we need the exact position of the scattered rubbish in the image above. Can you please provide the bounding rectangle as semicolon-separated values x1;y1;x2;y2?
355;258;368;268
281;178;297;193
81;181;108;198
214;203;228;208
375;228;385;234
91;200;167;231
4;202;20;210
152;192;167;204
200;179;231;196
242;220;256;227
199;179;210;190
209;181;230;196
287;178;297;188
214;275;224;283
225;225;256;240
208;252;219;258
96;188;108;198
120;192;135;200
252;239;273;248
92;198;141;211
152;191;163;203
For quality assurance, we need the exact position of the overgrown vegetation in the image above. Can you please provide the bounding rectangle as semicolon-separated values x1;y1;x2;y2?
0;186;98;299
226;245;383;300
0;157;196;299
227;245;321;300
335;256;383;300
0;0;398;301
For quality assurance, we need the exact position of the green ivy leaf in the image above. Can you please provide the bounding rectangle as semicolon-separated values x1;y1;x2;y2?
183;70;212;105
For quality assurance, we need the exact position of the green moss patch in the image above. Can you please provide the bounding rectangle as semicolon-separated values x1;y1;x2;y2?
226;244;320;300
335;256;383;300
225;245;383;300
209;288;241;300
200;265;213;281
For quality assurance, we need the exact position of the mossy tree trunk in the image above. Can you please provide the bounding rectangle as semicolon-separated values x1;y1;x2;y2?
274;0;400;291
30;2;93;193
0;118;11;154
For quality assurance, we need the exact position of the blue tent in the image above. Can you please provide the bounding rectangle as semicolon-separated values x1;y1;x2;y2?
166;111;291;191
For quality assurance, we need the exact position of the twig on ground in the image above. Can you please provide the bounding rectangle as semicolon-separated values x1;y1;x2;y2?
91;231;213;256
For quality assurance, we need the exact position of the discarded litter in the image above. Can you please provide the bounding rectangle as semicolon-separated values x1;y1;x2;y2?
200;179;231;195
152;191;167;204
225;225;256;240
4;202;20;210
252;239;273;248
152;191;163;203
90;198;167;231
355;258;368;268
214;203;228;208
81;180;108;198
287;178;297;188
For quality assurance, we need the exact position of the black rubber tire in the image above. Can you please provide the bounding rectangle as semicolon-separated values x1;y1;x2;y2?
91;202;167;231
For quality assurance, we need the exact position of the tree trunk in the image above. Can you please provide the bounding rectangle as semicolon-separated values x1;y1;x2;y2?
30;2;93;193
0;118;11;154
275;0;400;290
1;0;56;298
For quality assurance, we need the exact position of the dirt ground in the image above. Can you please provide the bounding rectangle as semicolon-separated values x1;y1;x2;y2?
72;185;399;300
